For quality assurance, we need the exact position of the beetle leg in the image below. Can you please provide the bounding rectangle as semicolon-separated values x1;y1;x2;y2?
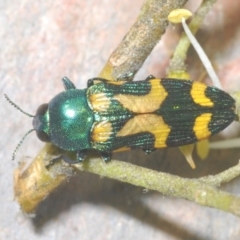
77;149;87;162
48;150;88;165
145;75;156;81
98;151;112;162
142;148;156;154
46;155;78;168
61;155;80;164
62;77;76;90
87;78;111;87
116;72;135;81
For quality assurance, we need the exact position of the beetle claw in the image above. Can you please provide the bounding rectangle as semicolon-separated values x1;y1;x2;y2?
46;154;78;168
87;78;110;87
116;72;135;81
77;149;87;162
99;151;112;162
62;155;80;164
145;75;156;81
142;148;156;154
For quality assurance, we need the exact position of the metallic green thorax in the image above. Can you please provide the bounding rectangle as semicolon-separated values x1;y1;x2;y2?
48;89;94;151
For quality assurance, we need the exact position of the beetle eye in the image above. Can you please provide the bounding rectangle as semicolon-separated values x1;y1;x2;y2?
36;131;50;142
36;103;48;116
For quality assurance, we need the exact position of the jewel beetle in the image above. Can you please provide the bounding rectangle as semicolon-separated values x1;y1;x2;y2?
5;76;237;163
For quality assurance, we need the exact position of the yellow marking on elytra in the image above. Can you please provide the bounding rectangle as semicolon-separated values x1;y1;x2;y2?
88;92;111;112
193;113;212;140
191;82;214;107
114;79;168;113
117;114;171;148
92;121;112;142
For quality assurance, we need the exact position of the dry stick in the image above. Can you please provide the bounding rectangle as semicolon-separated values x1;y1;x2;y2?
210;138;240;149
74;158;240;217
99;0;188;80
15;144;240;216
199;161;240;187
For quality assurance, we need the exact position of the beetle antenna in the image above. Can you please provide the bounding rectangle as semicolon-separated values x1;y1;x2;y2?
4;94;36;160
4;94;34;117
12;129;35;160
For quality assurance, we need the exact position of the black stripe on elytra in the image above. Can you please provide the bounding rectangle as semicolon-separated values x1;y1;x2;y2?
205;85;235;107
205;86;236;134
158;79;205;146
93;132;155;152
208;109;235;135
158;79;236;146
88;80;152;96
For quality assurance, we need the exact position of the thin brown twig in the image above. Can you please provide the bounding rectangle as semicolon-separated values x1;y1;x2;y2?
99;0;188;80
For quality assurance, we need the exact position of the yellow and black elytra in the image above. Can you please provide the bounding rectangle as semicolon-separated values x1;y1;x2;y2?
5;76;237;163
